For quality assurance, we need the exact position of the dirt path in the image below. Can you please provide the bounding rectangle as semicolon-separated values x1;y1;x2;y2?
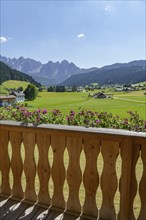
114;97;146;103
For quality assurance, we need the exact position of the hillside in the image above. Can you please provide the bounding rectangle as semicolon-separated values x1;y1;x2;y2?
0;61;41;87
59;61;146;86
0;80;30;95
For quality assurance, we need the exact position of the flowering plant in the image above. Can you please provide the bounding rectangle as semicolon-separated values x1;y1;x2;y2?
0;105;145;132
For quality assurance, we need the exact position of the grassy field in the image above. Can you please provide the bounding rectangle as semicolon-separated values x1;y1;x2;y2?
2;80;30;90
0;80;30;94
26;90;146;119
0;80;145;119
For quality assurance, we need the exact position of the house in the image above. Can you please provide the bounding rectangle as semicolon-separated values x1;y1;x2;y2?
10;91;25;102
88;87;95;91
0;95;16;107
77;86;83;92
93;92;107;99
66;88;73;92
115;87;123;92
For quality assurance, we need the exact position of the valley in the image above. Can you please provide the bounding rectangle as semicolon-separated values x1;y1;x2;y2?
1;80;145;119
9;89;146;119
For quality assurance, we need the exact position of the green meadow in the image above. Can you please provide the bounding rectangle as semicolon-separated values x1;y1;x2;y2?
0;80;145;119
27;90;146;119
2;80;30;89
0;80;30;94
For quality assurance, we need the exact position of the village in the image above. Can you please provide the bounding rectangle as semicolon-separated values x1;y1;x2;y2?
0;82;145;107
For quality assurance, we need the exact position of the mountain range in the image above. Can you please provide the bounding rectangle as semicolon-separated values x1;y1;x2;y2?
60;60;146;86
0;55;145;86
0;55;97;85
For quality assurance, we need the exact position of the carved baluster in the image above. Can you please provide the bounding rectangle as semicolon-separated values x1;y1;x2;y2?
23;131;37;202
129;143;140;219
82;138;100;218
51;135;66;210
66;136;82;214
138;142;146;219
118;138;133;220
0;130;11;195
37;133;51;206
100;140;119;220
0;131;1;193
118;139;140;220
10;131;23;199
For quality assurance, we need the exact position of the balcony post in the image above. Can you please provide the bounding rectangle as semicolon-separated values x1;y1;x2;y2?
0;130;11;196
118;138;140;220
10;130;23;199
23;131;37;202
138;142;146;219
37;132;51;206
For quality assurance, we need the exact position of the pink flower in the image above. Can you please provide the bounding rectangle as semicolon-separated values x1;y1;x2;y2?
70;110;75;115
36;109;41;113
42;109;47;114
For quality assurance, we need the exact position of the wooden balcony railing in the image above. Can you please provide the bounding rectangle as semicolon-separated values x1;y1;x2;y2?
0;121;146;220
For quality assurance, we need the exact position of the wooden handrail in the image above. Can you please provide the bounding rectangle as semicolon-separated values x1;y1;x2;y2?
0;121;146;220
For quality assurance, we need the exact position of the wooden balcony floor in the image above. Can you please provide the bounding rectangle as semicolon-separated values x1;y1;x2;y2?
0;196;91;220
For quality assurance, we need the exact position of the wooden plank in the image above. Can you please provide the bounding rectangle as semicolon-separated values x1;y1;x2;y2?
23;132;37;202
79;216;94;220
138;143;146;219
2;200;29;220
37;133;51;206
45;210;63;220
128;143;140;219
99;140;119;220
0;130;11;196
118;138;133;220
10;131;24;199
0;196;8;203
17;204;39;220
66;136;82;214
0;134;1;194
118;138;140;220
0;198;18;219
82;138;100;218
31;207;50;220
51;135;66;210
1;121;146;138
61;213;79;220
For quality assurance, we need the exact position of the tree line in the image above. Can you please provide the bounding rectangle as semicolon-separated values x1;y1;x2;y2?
0;61;41;87
47;86;77;92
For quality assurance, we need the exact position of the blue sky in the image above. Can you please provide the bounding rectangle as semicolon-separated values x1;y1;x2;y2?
0;0;145;68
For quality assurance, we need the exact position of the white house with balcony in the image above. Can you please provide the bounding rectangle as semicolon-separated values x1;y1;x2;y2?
10;91;25;102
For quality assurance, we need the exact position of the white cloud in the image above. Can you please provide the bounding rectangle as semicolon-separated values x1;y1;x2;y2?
0;36;12;43
105;5;113;11
77;33;85;38
0;37;8;43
